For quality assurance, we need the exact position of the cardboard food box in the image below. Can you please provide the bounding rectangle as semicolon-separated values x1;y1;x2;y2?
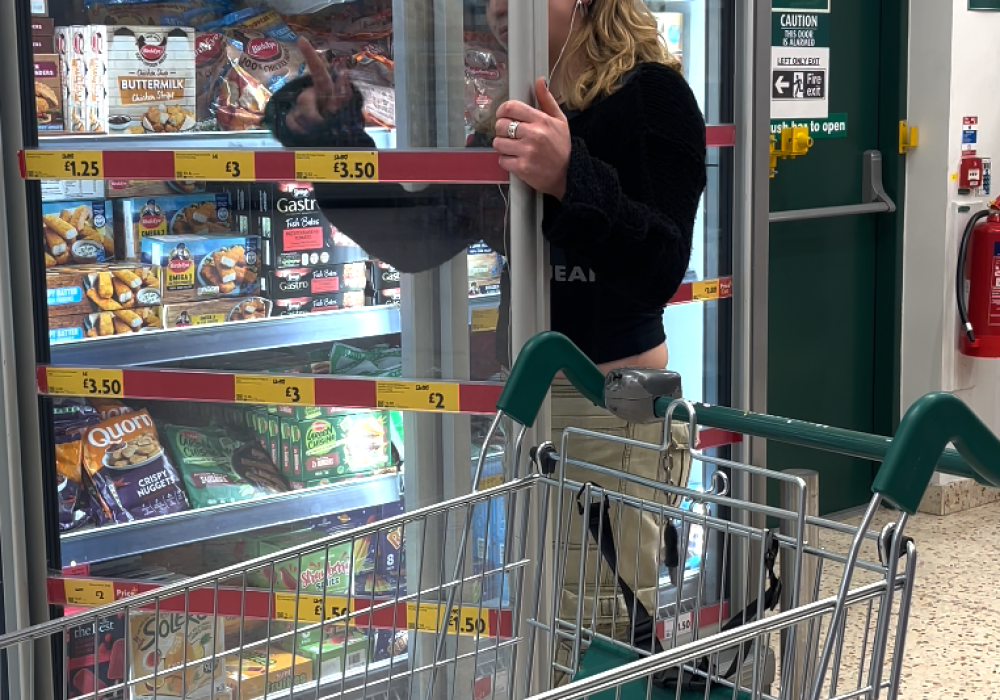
128;612;226;699
31;0;48;16
31;18;54;35
96;26;196;136
270;292;367;317
65;614;127;699
281;412;391;483
54;27;85;133
108;183;250;235
120;194;239;259
279;629;369;678
467;242;502;297
49;307;162;345
252;183;367;269
41;180;106;203
225;651;312;700
162;297;270;329
42;200;114;268
263;263;367;300
140;233;260;303
247;530;354;595
34;54;63;131
32;35;54;54
47;264;160;317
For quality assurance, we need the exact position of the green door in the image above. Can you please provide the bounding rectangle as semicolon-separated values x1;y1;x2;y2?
767;0;908;515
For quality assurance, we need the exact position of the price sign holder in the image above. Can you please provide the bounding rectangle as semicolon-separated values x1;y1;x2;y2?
376;381;459;412
64;579;115;606
235;375;315;406
691;280;721;301
46;368;124;398
174;151;255;181
273;593;352;623
294;151;379;182
24;151;104;180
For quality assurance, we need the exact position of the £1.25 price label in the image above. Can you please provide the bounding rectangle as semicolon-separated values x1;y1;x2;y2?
295;151;379;182
45;368;124;398
376;381;459;412
64;579;115;607
174;151;255;181
235;375;315;406
24;151;104;180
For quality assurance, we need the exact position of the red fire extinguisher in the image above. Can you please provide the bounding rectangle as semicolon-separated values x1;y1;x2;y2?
958;199;1000;357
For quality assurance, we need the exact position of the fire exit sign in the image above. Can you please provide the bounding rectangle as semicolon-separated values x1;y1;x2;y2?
970;0;1000;9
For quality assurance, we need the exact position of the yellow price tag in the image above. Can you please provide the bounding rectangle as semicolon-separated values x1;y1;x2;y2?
471;307;499;333
691;280;721;301
65;579;114;606
235;375;315;406
24;151;104;180
406;603;444;632
174;151;254;181
376;381;459;412
476;474;503;491
295;151;379;182
444;606;489;636
46;368;124;398
273;593;352;623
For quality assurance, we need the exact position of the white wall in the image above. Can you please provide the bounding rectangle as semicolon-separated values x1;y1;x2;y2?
901;1;1000;432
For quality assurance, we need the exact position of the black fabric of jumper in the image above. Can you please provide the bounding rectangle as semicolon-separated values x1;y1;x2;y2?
264;63;706;366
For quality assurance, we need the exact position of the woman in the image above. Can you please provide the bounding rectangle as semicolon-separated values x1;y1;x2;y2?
267;0;706;672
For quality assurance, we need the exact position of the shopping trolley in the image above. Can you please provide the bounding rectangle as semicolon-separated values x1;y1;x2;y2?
4;331;1000;700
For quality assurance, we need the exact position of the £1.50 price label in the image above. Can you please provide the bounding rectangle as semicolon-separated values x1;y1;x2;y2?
174;151;255;181
24;151;104;180
46;368;124;398
235;375;315;406
376;381;459;413
274;593;352;623
64;579;115;607
445;606;489;636
295;151;379;182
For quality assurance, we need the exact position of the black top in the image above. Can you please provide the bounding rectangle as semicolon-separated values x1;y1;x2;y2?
265;62;706;365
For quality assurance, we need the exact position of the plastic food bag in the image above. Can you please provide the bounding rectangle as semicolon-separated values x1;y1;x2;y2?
464;33;508;139
86;0;233;26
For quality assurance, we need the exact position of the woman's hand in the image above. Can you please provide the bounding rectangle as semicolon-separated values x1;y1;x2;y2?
494;78;571;199
284;38;354;136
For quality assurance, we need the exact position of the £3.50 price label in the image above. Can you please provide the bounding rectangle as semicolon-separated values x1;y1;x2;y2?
235;375;315;406
24;151;104;180
174;151;255;181
295;151;379;182
376;381;459;412
46;368;124;398
691;280;721;302
274;593;352;623
64;579;115;606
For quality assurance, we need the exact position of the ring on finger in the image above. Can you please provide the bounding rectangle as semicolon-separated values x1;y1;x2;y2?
507;120;521;139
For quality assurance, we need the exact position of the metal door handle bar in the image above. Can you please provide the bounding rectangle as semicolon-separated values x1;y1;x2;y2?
769;150;896;223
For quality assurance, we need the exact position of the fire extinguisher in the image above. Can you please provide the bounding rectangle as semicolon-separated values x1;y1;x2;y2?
957;198;1000;357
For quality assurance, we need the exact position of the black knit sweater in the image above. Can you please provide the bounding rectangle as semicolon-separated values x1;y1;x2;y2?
265;62;706;365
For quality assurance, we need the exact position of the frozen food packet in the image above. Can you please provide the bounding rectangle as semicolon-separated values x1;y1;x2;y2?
464;33;509;140
342;48;395;128
82;409;190;523
203;8;307;131
164;425;288;508
195;30;229;126
86;0;233;26
54;405;99;532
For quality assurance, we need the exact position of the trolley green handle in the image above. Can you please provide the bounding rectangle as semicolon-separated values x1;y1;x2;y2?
497;331;1000;514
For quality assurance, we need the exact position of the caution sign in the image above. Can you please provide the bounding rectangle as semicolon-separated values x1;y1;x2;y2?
770;11;829;120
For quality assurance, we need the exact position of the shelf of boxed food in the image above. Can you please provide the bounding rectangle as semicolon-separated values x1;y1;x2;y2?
37;128;398;152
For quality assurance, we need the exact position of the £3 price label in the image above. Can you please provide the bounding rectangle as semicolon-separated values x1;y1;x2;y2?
274;593;352;623
294;151;379;182
234;375;315;406
64;579;115;607
24;151;104;180
375;381;459;412
174;151;255;181
46;368;124;398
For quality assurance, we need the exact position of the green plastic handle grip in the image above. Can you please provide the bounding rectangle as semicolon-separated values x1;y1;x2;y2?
872;392;1000;514
496;332;605;426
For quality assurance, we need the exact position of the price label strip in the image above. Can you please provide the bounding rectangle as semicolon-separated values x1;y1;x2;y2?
471;307;499;333
46;368;124;398
273;593;352;623
174;151;255;181
405;603;490;636
235;375;315;406
295;151;379;182
24;151;104;180
691;280;721;302
376;381;459;413
64;579;115;607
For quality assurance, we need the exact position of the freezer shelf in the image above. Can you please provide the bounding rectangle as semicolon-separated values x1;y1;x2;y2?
38;128;397;151
60;472;402;566
49;306;401;367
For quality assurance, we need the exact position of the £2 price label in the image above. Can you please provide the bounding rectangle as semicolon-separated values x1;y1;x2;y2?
24;151;104;180
174;151;255;181
46;368;124;398
64;579;115;606
295;151;379;182
234;375;315;406
376;381;459;412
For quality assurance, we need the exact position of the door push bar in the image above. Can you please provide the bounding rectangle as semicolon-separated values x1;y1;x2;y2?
768;150;896;224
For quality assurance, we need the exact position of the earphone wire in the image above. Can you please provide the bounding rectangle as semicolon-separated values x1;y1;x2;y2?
549;0;581;84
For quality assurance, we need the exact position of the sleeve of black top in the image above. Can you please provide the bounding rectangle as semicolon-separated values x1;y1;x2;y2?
541;68;706;255
264;76;506;274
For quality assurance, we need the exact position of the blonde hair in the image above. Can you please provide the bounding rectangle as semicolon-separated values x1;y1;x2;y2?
557;0;682;112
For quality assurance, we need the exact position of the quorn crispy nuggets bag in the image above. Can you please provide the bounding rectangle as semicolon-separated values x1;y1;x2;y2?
83;409;190;523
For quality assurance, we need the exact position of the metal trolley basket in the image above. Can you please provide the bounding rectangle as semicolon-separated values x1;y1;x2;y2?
5;331;1000;700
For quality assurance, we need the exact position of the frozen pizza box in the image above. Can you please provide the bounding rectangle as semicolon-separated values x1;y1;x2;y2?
128;612;226;699
162;297;270;329
49;307;162;345
140;233;261;303
41;199;114;268
47;263;160;318
34;53;63;131
225;651;312;700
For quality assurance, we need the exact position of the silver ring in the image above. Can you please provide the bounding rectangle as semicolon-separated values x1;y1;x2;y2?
507;120;520;139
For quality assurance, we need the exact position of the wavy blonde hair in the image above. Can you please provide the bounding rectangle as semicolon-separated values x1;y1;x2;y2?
557;0;681;112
